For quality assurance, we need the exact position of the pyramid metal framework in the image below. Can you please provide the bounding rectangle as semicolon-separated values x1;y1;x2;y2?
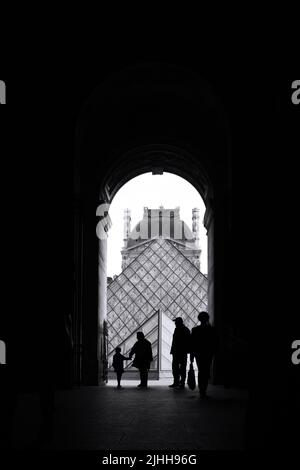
107;238;208;372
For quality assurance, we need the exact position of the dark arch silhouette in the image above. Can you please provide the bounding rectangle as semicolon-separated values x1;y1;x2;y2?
74;61;231;386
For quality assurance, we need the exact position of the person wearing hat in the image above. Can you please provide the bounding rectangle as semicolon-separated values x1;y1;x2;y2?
190;311;217;398
169;317;191;389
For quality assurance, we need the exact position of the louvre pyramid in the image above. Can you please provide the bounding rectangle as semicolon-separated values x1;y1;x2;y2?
107;238;208;370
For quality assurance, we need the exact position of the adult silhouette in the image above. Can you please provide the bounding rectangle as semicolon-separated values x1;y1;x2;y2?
169;317;190;389
190;311;217;398
129;332;153;388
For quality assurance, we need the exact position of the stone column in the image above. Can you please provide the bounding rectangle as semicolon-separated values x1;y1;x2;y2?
98;237;108;385
122;209;131;270
203;200;214;326
73;198;83;385
204;186;228;385
192;208;200;248
204;197;218;384
81;208;99;385
123;208;131;246
96;204;112;385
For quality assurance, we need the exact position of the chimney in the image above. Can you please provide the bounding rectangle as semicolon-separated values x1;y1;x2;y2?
123;209;131;247
192;208;200;247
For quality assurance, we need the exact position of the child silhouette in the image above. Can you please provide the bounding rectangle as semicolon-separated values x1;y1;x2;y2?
112;347;130;388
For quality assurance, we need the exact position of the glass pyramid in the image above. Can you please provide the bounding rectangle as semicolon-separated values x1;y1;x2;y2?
107;238;208;372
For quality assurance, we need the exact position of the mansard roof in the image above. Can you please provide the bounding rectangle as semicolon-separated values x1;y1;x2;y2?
126;207;198;249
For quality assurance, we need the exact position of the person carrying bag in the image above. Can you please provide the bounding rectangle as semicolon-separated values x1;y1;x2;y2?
187;362;196;390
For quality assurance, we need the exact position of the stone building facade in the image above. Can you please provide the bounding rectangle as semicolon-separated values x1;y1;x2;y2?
121;207;202;270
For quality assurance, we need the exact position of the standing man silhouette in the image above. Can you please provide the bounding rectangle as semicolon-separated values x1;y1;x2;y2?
169;317;190;389
129;332;153;388
190;311;217;398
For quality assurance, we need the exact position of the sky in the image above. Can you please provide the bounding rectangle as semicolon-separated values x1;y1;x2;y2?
107;172;207;277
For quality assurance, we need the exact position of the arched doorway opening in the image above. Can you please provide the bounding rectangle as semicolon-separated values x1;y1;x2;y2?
105;172;208;382
73;63;231;386
94;146;215;385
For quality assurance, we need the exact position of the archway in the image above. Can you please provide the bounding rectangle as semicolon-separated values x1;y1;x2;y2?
105;172;208;382
74;63;231;386
95;147;215;385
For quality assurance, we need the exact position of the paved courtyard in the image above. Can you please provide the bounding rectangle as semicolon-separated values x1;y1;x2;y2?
13;380;248;450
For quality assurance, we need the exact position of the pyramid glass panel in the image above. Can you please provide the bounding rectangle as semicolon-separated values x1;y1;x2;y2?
149;279;160;293
149;294;160;308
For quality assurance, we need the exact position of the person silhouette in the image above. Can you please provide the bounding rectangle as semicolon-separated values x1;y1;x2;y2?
190;311;217;398
129;332;153;388
112;347;130;388
169;317;190;389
